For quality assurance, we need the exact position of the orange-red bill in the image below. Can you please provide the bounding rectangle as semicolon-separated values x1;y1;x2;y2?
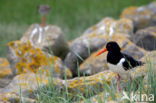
96;48;107;56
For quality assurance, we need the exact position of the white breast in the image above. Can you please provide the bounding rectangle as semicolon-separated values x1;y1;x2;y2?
108;58;130;79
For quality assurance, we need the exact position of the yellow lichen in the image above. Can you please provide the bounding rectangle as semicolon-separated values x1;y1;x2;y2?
7;40;53;74
67;71;117;91
120;6;138;18
64;68;72;78
0;58;12;78
0;69;12;78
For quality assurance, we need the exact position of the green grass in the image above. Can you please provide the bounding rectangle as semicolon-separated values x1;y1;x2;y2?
0;0;154;57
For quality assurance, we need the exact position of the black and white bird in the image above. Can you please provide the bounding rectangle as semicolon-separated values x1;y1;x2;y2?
96;41;144;91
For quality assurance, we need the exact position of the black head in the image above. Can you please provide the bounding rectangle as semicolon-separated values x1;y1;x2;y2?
106;41;121;52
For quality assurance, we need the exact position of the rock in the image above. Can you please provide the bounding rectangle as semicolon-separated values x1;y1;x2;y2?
21;24;69;59
79;51;108;75
0;70;116;101
64;35;107;76
120;2;156;31
0;58;12;78
83;17;133;36
63;70;117;95
131;51;156;79
131;26;156;51
0;58;12;88
0;93;36;103
7;41;72;78
79;34;147;76
0;72;60;97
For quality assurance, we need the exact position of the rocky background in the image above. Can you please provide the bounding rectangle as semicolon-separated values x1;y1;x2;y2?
0;2;156;103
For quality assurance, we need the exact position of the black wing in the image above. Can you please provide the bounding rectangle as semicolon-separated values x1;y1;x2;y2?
122;53;144;70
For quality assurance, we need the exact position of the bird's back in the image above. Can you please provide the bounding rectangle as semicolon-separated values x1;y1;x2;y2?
122;53;144;70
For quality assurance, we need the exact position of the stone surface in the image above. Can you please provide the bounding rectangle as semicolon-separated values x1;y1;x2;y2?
79;51;108;76
131;26;156;51
0;93;36;103
63;70;117;95
0;72;58;97
0;70;117;101
79;34;147;76
131;51;156;79
83;17;133;36
64;35;107;76
21;24;69;59
0;58;12;88
120;2;156;31
7;41;72;78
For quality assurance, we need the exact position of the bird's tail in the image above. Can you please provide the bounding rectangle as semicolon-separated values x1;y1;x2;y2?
137;61;145;66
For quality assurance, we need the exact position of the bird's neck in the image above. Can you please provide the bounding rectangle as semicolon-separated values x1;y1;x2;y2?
107;51;122;65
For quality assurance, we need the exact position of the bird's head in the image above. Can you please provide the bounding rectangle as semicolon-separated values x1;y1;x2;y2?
96;41;121;56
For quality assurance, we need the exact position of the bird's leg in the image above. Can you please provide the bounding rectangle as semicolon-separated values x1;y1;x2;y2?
117;74;121;92
41;15;46;27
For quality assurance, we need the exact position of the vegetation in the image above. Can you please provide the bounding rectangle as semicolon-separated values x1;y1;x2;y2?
35;60;156;103
0;0;154;57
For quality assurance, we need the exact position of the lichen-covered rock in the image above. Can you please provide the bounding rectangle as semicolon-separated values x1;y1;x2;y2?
63;70;117;95
120;2;156;31
21;24;69;59
131;51;156;79
0;71;116;101
64;35;107;76
83;17;133;36
0;58;12;88
7;41;72;78
79;34;147;76
0;58;12;78
79;51;108;75
131;26;156;51
0;72;62;97
0;93;36;103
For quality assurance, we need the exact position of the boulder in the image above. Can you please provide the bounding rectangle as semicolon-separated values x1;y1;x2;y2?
131;26;156;51
0;70;116;101
120;2;156;31
0;93;36;103
131;51;156;79
83;17;133;36
79;34;147;76
64;35;107;76
62;70;117;95
0;72;62;97
7;41;72;78
21;24;69;59
79;51;108;76
0;58;12;88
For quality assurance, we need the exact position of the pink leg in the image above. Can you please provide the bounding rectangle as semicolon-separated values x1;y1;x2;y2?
117;74;121;92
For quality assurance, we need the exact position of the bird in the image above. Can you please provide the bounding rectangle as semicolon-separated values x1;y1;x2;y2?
96;41;144;91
